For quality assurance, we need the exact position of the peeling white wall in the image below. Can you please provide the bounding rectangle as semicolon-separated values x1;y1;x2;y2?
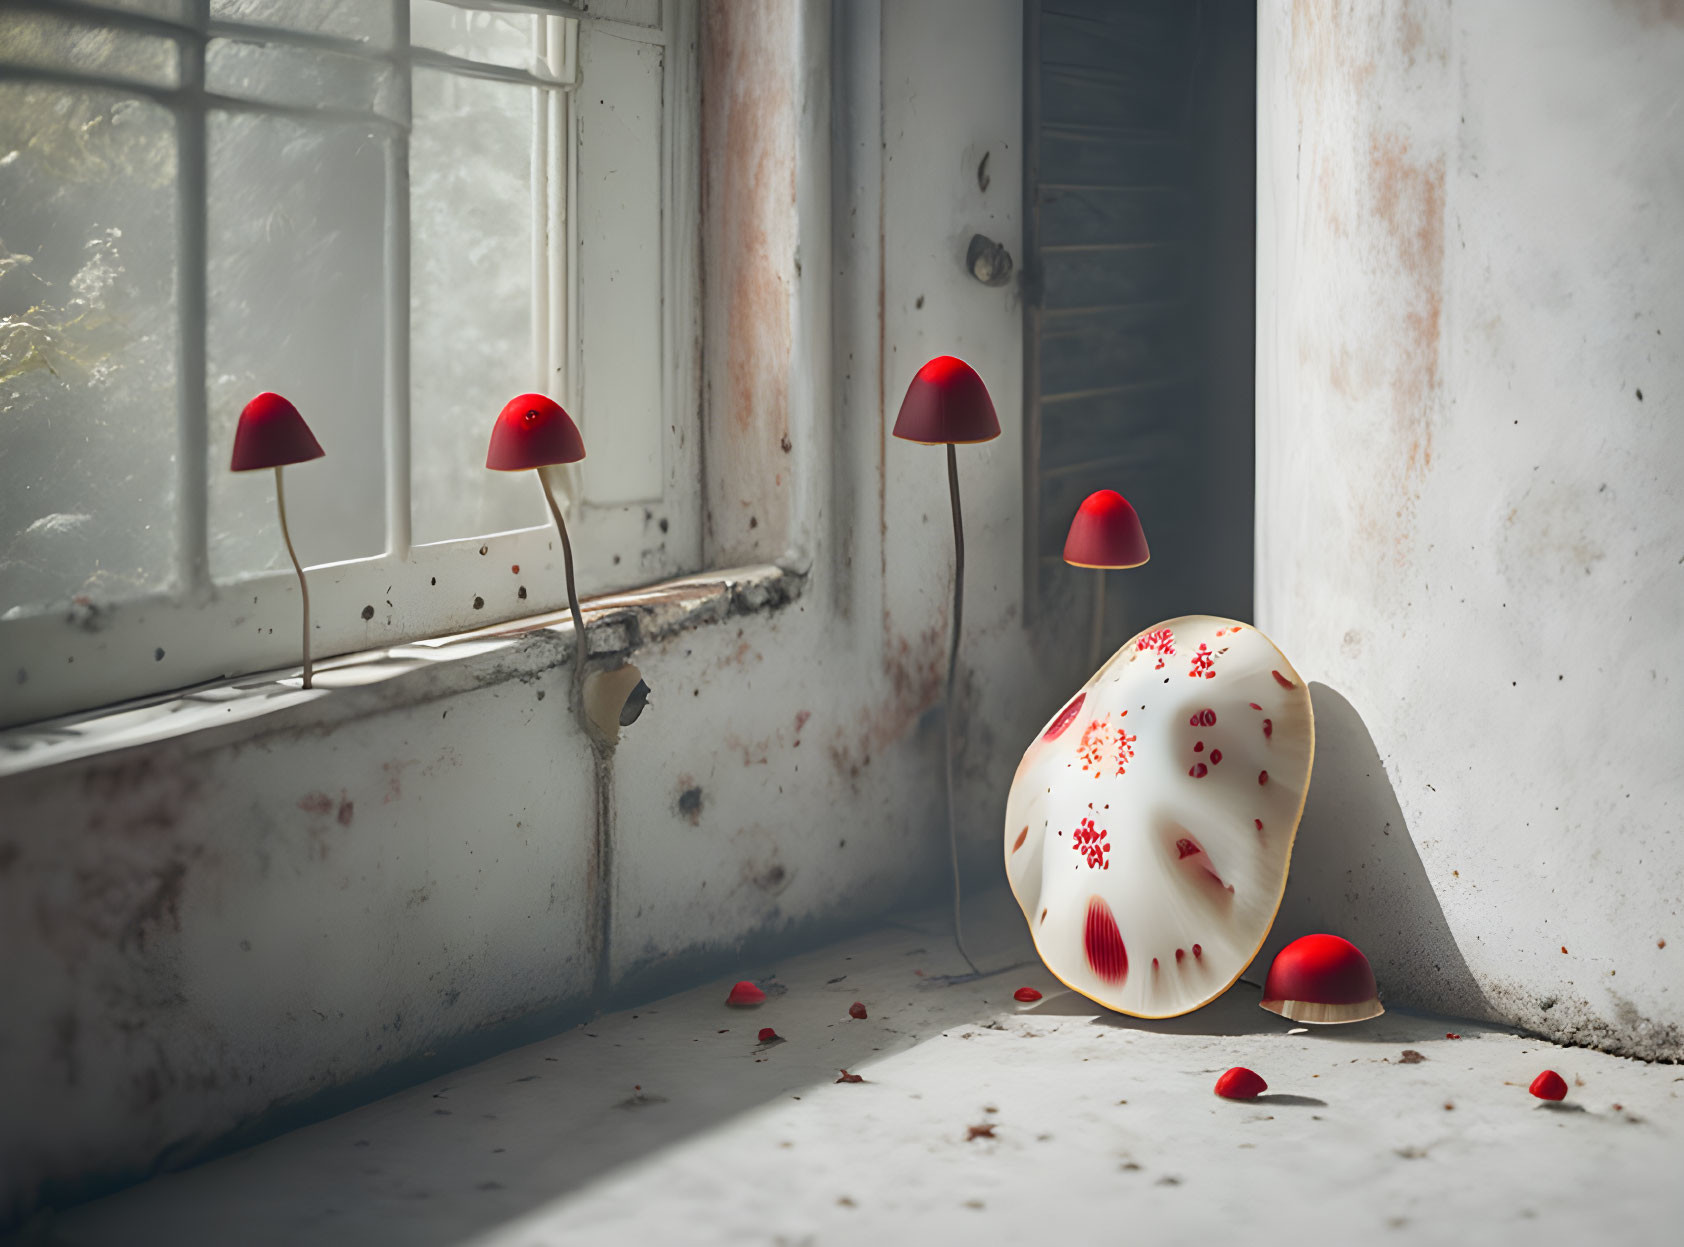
1255;0;1684;1059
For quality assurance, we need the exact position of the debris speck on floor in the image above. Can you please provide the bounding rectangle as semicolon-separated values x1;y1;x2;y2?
34;892;1684;1247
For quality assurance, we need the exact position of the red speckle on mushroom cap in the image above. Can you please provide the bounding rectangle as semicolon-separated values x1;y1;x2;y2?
486;393;585;471
1529;1070;1568;1101
230;392;324;471
1063;490;1150;570
1261;934;1384;1024
1043;692;1086;741
1214;1067;1268;1099
891;355;1001;445
725;981;765;1007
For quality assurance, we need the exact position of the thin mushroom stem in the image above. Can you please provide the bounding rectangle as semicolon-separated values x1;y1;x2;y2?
1087;567;1106;674
538;470;588;692
945;443;981;977
274;465;312;689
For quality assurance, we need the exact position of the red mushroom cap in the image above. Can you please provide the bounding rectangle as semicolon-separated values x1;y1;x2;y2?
1063;490;1150;569
230;392;324;472
725;981;765;1007
486;393;585;471
1214;1067;1268;1099
891;355;1001;445
1260;934;1384;1025
1529;1070;1568;1101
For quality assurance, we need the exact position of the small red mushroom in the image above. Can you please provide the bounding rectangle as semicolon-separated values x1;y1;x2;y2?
1529;1070;1568;1101
893;356;1000;977
1062;489;1150;672
486;394;589;690
848;1001;868;1020
1260;934;1384;1024
231;393;325;687
725;981;765;1007
1214;1067;1268;1099
1013;987;1043;1003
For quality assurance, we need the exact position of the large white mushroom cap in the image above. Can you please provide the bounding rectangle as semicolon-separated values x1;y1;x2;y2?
1004;615;1314;1017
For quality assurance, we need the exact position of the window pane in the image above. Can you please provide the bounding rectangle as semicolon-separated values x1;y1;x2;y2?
409;68;545;545
410;1;543;74
83;2;194;22
576;29;664;505
210;0;395;48
0;9;180;87
205;113;387;581
0;85;179;618
206;38;399;120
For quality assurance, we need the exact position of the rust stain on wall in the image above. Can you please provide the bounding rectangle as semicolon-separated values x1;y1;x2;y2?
1291;0;1449;567
1368;128;1445;492
701;0;798;563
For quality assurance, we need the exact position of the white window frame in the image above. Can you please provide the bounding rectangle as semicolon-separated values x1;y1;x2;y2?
0;0;701;730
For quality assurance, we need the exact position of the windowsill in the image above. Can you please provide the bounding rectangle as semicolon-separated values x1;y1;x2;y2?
0;563;804;780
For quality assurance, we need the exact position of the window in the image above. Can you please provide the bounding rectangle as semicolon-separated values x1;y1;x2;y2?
0;0;699;729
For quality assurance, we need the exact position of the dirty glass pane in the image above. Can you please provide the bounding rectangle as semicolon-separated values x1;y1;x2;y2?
0;9;180;88
410;1;543;74
83;2;193;22
0;84;180;618
206;112;387;580
206;38;399;120
409;67;545;545
209;0;395;48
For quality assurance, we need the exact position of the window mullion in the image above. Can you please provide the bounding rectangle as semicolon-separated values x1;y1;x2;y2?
386;0;413;560
530;14;549;397
177;0;211;600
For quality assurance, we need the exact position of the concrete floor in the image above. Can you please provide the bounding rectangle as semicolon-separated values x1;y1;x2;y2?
24;892;1683;1247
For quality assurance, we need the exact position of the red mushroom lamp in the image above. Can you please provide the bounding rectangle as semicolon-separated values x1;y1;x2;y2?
231;392;325;688
486;393;588;687
1063;489;1149;674
893;355;1000;976
1260;933;1384;1024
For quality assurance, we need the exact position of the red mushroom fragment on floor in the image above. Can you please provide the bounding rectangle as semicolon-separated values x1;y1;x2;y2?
757;1027;779;1043
1529;1070;1568;1101
230;392;325;688
1214;1067;1268;1100
486;393;590;695
725;981;765;1007
1013;987;1043;1003
893;355;1001;977
1063;489;1150;673
1003;615;1315;1018
848;1001;868;1020
1260;934;1384;1024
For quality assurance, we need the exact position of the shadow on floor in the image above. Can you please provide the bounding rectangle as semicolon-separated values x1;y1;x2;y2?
1242;682;1490;1022
32;895;1044;1247
1025;984;1487;1047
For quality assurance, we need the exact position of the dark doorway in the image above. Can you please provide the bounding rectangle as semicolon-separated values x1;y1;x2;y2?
1022;0;1256;640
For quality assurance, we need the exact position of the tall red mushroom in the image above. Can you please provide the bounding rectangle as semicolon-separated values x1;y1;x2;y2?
1063;489;1149;674
486;394;588;688
231;392;325;688
893;355;1001;975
